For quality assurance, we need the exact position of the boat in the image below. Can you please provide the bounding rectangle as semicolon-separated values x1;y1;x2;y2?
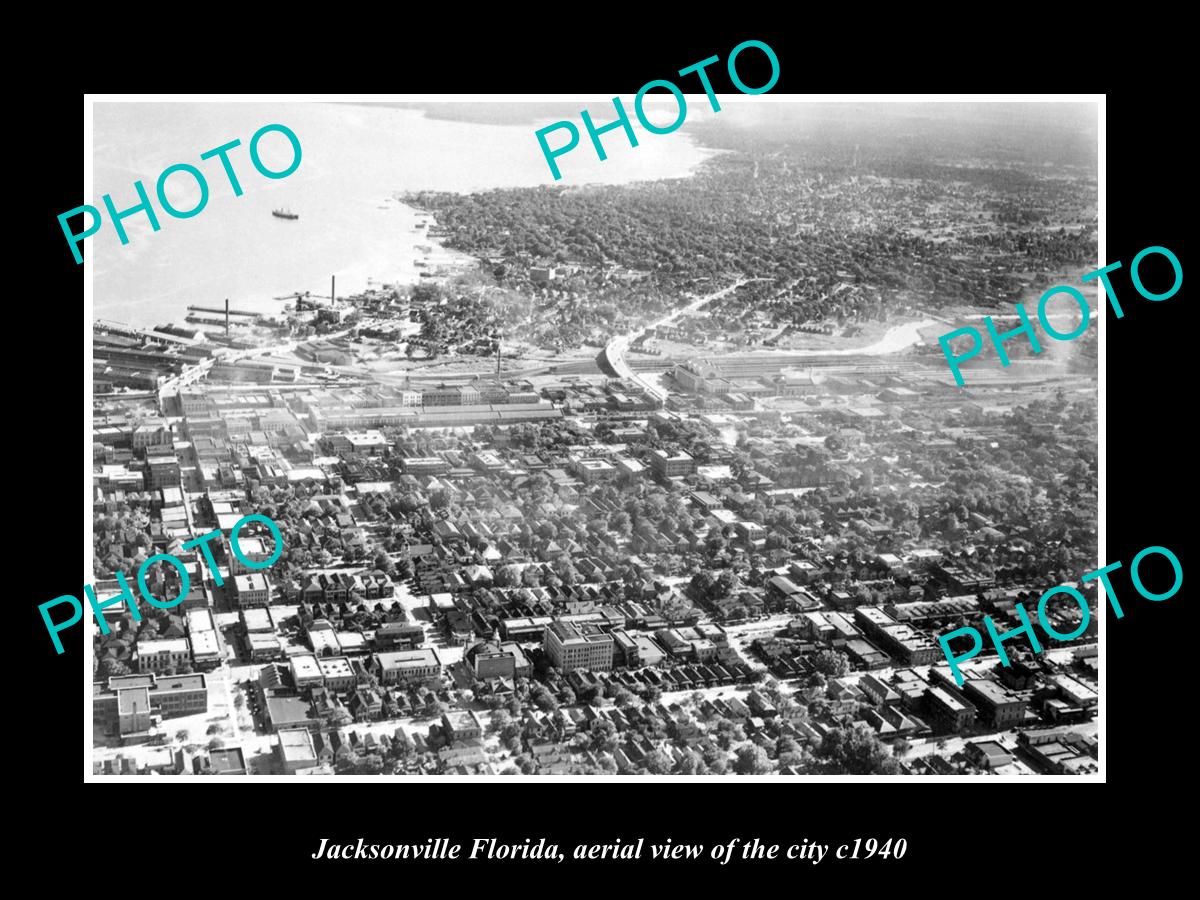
272;208;299;220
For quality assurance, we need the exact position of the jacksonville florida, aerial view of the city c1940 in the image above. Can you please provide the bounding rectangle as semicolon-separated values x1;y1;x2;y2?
88;98;1099;778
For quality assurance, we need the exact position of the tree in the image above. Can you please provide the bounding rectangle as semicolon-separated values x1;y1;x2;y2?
207;738;225;750
812;649;851;678
489;709;512;734
515;754;537;774
590;718;619;753
714;717;745;750
711;570;739;601
206;724;222;736
641;750;673;775
175;730;189;743
816;723;901;775
640;684;663;704
99;657;130;679
674;748;708;775
500;723;523;752
611;686;637;709
734;742;773;774
494;564;523;587
688;571;715;602
233;694;245;710
775;736;802;759
357;753;386;774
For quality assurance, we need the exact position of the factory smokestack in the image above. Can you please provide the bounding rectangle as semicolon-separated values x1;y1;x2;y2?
225;298;229;334
331;275;336;307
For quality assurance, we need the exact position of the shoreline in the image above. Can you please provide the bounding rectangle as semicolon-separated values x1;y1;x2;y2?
93;199;478;337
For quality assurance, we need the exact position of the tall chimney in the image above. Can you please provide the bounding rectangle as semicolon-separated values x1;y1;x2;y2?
331;275;336;307
225;298;229;334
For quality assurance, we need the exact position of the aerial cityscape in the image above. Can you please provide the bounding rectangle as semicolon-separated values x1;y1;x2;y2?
90;100;1099;777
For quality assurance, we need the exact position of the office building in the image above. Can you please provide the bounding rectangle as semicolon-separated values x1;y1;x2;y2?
135;638;191;674
963;679;1028;729
649;449;695;478
232;573;272;608
544;621;614;672
925;686;976;733
375;647;443;686
93;673;208;738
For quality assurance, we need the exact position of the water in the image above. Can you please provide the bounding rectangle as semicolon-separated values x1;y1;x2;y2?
92;102;718;328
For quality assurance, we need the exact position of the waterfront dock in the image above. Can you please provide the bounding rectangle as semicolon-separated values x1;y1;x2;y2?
187;305;262;318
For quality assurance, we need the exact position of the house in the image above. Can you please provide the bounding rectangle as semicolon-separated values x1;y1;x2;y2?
859;673;901;706
350;688;384;721
312;732;337;767
746;690;778;718
442;709;483;743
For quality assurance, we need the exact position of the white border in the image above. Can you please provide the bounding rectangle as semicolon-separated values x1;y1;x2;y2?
84;93;1105;783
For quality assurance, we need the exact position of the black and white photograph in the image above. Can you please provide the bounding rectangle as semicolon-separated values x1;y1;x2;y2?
76;94;1109;780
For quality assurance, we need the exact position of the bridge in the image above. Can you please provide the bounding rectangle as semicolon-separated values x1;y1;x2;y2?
597;278;752;400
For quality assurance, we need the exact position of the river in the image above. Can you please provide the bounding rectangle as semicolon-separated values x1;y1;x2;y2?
91;102;717;328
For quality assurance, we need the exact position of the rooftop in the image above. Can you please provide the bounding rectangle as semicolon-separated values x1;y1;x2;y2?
317;656;354;679
277;729;317;759
377;647;441;669
138;638;189;654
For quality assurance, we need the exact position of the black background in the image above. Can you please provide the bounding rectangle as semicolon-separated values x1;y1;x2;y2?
19;18;1189;887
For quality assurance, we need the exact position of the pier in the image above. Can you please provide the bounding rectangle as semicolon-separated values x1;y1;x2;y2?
187;305;262;318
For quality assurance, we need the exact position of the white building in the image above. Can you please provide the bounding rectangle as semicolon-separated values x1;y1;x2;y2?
136;638;191;674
